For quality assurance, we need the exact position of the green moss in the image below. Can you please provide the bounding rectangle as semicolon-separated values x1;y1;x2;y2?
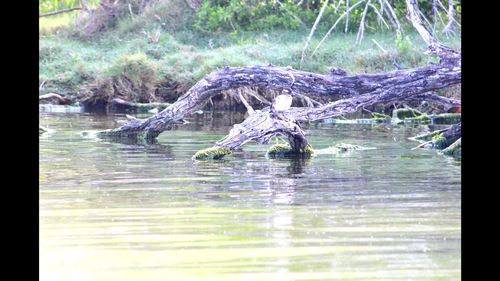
432;133;448;149
95;129;156;144
136;102;170;112
370;112;391;123
412;130;443;141
414;114;430;120
392;108;422;120
403;113;431;124
267;143;292;154
192;146;232;160
431;113;461;124
302;144;314;155
371;112;390;119
267;144;314;158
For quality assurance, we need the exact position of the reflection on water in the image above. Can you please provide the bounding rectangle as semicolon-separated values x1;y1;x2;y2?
40;111;461;281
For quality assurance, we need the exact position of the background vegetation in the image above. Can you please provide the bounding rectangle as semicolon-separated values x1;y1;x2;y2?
39;0;461;104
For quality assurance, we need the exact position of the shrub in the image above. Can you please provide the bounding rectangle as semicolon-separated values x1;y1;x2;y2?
107;53;159;86
96;53;160;102
395;30;413;54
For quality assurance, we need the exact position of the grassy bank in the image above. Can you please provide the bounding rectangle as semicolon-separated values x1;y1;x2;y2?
39;5;461;106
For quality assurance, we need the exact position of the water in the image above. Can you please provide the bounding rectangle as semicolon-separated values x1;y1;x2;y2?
39;111;461;281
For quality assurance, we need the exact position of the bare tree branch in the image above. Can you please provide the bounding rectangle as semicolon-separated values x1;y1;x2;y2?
311;0;367;57
369;3;390;30
39;7;82;17
344;0;349;32
436;0;461;28
442;0;455;34
237;89;255;115
382;0;401;32
405;0;460;63
300;0;330;69
356;0;372;45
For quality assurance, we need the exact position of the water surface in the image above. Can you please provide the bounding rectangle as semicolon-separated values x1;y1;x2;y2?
39;111;461;281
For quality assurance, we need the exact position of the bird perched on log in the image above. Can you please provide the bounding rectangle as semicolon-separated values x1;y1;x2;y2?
271;90;293;112
270;89;293;120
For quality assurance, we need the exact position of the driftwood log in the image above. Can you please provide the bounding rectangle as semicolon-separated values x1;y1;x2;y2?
97;0;461;158
410;122;461;156
39;93;72;105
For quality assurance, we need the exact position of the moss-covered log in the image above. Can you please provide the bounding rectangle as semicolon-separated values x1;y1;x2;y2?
431;113;462;124
441;138;461;157
193;106;311;160
39;93;72;105
267;143;314;158
434;122;461;149
386;108;460;125
107;98;171;113
410;122;461;157
392;108;423;120
192;147;232;161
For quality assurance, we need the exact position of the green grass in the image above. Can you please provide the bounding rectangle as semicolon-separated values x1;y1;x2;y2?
39;9;461;102
39;12;79;36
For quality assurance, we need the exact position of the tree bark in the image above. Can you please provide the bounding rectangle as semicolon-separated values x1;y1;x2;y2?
96;0;461;158
411;122;461;151
98;61;460;141
404;92;460;110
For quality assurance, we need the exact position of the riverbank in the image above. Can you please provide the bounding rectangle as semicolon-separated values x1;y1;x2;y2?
39;5;461;111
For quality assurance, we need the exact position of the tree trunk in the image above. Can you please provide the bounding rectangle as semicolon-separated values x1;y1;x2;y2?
96;0;461;159
98;61;460;141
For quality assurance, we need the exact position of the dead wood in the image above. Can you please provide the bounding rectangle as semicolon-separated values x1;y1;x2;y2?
96;0;461;159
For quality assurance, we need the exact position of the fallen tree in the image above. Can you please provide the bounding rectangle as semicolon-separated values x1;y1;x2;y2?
97;0;461;159
410;122;461;157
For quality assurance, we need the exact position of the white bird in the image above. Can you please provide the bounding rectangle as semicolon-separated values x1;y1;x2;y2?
272;94;293;112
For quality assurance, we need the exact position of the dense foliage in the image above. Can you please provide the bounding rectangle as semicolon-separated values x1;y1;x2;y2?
39;0;461;103
39;0;100;13
40;0;461;33
193;0;461;32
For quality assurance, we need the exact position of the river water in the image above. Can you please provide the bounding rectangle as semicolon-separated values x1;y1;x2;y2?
39;111;461;281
